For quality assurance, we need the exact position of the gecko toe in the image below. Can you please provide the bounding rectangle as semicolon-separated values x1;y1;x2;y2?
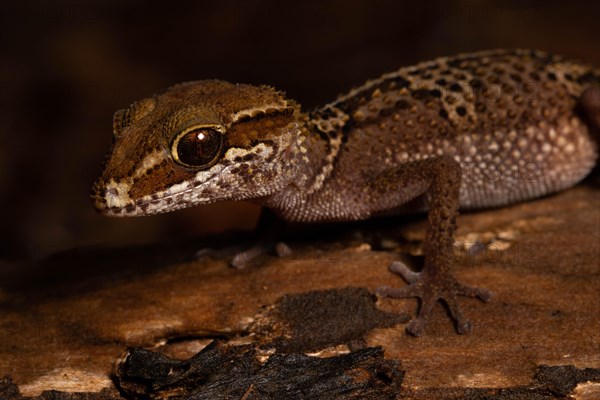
388;260;421;283
231;241;294;269
274;242;293;257
378;262;491;335
375;284;421;299
444;294;472;334
457;285;494;302
231;245;267;269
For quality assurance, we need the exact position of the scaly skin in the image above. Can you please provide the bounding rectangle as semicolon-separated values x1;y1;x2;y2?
92;49;599;335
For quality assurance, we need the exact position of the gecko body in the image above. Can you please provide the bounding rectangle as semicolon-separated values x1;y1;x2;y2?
92;49;599;335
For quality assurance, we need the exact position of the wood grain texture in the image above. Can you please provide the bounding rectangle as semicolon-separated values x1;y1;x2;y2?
1;185;599;399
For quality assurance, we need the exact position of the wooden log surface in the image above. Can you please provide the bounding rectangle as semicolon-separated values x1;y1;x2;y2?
0;185;599;399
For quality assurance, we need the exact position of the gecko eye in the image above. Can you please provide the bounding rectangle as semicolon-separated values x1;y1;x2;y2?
171;126;225;168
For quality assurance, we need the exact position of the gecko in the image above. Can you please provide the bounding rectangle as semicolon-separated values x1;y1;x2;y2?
91;49;600;336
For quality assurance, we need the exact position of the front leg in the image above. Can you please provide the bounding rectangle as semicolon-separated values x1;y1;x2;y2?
372;156;492;336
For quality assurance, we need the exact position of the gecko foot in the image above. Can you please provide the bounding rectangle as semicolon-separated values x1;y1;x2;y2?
375;261;493;336
230;242;292;269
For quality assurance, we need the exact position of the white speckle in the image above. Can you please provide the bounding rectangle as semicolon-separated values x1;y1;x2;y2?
526;126;536;137
488;142;499;152
565;143;575;153
542;143;552;153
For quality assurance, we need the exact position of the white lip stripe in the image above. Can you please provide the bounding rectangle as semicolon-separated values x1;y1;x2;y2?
104;180;133;209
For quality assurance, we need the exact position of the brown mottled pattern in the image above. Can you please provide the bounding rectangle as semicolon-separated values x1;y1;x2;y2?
275;49;599;220
92;49;599;336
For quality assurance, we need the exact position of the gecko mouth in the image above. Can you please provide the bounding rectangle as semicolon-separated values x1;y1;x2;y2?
91;165;227;217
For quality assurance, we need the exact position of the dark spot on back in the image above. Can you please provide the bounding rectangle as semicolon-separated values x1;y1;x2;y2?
395;100;410;109
391;76;410;88
547;72;557;81
456;106;467;116
412;89;431;100
431;89;442;98
379;107;393;117
513;63;525;72
317;129;330;142
469;79;483;88
439;109;449;119
449;83;462;92
577;71;597;84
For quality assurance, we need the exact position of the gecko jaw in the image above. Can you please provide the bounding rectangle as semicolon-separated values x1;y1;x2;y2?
92;164;227;217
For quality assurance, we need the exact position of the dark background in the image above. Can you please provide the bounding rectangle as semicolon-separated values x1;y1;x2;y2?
1;0;599;261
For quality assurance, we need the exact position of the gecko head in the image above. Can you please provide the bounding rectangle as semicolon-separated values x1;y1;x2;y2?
91;80;307;216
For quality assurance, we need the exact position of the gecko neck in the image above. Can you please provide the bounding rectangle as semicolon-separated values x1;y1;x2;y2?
260;109;345;218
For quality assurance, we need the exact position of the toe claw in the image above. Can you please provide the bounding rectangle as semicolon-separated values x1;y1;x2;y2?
406;318;426;336
477;288;494;302
456;318;472;335
458;285;494;302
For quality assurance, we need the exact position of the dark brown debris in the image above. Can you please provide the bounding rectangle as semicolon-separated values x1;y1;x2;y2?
115;341;404;400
